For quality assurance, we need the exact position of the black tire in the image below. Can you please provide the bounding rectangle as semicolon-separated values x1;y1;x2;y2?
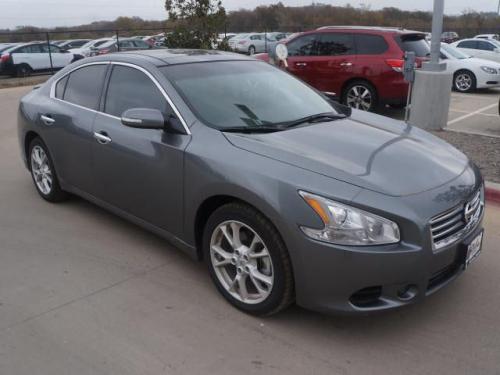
248;46;256;55
453;70;476;93
28;137;68;203
16;63;32;78
203;202;294;316
342;80;378;112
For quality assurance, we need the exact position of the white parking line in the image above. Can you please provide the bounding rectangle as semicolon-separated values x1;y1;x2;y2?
447;103;498;125
450;108;499;117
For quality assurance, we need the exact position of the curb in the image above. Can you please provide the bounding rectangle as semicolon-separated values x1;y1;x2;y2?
0;75;50;90
485;181;500;205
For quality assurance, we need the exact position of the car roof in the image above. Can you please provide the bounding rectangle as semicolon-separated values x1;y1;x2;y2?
87;49;256;66
457;38;496;42
315;26;424;35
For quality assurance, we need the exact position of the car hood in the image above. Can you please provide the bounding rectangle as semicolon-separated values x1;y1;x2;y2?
223;111;469;197
464;57;500;68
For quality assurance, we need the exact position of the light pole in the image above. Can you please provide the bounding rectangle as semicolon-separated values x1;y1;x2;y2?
408;0;453;130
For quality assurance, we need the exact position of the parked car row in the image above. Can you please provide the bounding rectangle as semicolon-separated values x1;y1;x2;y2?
0;35;163;77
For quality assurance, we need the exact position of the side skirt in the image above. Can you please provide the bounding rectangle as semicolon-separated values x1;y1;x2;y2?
63;183;199;260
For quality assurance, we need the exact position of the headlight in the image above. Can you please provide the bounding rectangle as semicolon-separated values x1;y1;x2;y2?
481;66;497;74
299;191;400;246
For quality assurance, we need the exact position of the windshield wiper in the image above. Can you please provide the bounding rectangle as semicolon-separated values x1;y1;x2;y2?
221;126;284;133
278;112;347;129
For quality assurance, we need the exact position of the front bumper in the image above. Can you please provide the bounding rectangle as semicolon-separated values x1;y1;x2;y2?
288;174;485;315
476;72;500;89
292;221;483;314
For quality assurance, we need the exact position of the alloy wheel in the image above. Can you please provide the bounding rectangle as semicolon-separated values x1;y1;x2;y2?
346;85;373;111
455;73;472;91
210;220;274;304
31;145;53;195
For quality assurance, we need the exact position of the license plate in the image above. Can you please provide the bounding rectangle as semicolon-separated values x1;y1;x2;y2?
465;232;483;268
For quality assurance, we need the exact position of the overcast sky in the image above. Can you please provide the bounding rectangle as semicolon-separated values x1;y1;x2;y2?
0;0;497;29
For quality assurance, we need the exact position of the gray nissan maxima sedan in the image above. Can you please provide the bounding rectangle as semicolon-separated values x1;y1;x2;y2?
18;50;485;316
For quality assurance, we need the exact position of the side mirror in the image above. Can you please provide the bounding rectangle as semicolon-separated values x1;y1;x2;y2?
322;91;337;101
121;108;165;129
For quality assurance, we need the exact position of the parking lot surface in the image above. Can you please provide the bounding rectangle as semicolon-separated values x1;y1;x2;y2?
1;86;500;375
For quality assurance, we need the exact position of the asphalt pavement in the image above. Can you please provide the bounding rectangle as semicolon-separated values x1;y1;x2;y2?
1;86;500;375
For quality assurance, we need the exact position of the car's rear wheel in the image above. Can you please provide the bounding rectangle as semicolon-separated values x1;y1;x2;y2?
16;64;32;78
453;70;476;93
203;202;294;316
248;46;256;55
29;138;68;202
343;80;378;111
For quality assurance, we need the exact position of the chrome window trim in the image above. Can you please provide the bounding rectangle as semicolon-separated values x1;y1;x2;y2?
49;60;191;135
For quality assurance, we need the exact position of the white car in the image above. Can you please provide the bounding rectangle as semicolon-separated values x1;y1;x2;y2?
0;42;79;77
474;34;499;41
451;38;500;63
441;43;500;92
68;38;114;58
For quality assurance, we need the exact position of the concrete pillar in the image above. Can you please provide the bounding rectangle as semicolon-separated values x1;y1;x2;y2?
408;0;452;130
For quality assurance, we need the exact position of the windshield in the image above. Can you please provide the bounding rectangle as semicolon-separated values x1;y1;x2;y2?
161;61;336;130
441;43;470;59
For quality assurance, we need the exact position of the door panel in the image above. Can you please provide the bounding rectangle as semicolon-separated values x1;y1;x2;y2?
91;64;190;236
285;33;320;86
44;63;109;193
43;102;97;192
309;33;357;94
92;115;190;235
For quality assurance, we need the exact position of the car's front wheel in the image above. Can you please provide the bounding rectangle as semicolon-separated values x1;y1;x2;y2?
453;70;476;93
203;202;294;316
29;137;68;202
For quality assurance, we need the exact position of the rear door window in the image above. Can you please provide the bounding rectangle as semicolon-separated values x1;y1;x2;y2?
104;65;169;118
287;34;319;56
133;40;149;49
396;34;430;57
317;33;354;56
63;64;108;110
355;34;388;54
16;45;42;53
457;40;477;49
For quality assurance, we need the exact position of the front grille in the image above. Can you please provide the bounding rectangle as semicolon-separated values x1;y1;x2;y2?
430;188;483;250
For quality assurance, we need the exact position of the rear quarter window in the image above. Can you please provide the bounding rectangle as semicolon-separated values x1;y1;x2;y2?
395;34;430;57
355;34;388;54
55;75;68;99
63;65;108;110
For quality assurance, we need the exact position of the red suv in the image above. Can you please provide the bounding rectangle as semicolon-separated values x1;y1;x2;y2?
257;26;430;111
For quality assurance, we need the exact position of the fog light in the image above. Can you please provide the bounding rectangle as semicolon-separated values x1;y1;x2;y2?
397;285;418;301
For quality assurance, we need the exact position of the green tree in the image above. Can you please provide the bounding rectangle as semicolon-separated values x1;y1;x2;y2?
164;0;228;49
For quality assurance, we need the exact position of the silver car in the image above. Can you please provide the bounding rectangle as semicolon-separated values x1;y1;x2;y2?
18;50;485;316
232;33;278;55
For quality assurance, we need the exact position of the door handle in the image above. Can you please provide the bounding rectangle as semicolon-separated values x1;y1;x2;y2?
340;62;353;67
295;62;308;67
40;114;55;126
93;131;112;145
